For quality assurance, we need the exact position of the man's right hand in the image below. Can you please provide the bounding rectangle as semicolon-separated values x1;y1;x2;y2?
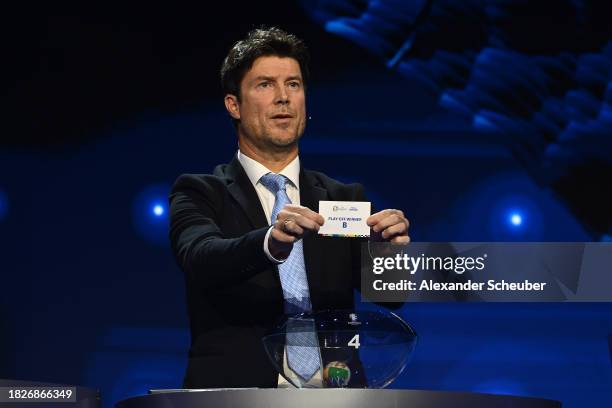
268;204;325;260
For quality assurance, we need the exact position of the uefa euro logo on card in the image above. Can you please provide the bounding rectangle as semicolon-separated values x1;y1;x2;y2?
318;201;371;238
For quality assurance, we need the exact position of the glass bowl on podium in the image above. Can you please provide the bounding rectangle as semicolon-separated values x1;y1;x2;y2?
262;309;417;389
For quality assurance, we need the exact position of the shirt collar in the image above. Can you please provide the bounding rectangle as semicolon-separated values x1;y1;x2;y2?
237;150;300;190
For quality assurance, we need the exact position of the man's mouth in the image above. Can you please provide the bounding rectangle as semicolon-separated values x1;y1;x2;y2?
271;113;293;119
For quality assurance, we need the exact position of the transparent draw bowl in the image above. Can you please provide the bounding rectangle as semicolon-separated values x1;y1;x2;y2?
262;309;417;389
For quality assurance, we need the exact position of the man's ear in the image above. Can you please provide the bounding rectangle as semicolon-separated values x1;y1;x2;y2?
224;94;241;120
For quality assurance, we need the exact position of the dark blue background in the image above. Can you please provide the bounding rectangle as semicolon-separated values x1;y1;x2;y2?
2;1;611;407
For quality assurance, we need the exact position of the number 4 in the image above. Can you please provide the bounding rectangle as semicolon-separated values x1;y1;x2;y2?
348;334;360;349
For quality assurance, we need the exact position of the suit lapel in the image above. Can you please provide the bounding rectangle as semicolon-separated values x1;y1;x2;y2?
300;169;328;311
224;157;329;310
225;156;269;229
224;156;284;301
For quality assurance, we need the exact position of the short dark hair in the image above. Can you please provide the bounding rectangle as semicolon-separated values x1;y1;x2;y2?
220;27;310;99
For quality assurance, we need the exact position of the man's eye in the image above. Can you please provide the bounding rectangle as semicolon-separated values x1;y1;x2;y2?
288;82;300;89
259;82;271;88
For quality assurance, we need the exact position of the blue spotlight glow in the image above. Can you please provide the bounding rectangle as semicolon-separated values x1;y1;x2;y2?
132;184;171;246
510;213;522;226
152;204;165;217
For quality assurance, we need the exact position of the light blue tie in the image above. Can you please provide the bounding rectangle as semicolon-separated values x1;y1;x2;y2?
259;172;320;382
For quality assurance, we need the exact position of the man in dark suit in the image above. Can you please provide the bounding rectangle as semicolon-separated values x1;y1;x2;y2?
169;27;410;389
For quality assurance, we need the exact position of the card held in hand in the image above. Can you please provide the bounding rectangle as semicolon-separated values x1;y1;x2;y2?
318;201;371;238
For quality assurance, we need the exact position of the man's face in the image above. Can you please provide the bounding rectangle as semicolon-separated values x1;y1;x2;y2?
227;56;306;152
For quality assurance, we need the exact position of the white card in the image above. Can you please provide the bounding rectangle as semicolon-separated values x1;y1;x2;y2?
318;201;371;237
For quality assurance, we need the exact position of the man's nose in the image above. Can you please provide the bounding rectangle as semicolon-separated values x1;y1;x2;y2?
274;86;289;104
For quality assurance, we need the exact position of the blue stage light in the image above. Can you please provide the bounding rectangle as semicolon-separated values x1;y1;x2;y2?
510;212;523;227
152;204;165;217
132;184;171;246
481;173;544;240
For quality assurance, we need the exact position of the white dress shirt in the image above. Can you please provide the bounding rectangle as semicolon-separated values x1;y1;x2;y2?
237;150;301;263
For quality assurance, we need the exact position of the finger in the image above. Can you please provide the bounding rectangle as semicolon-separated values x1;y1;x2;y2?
278;210;321;232
391;235;410;244
271;227;298;243
372;214;408;233
290;213;321;232
282;204;325;225
367;209;404;227
281;218;305;237
273;217;302;238
381;222;408;240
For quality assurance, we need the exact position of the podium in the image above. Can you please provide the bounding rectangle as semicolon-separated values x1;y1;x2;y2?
116;388;561;408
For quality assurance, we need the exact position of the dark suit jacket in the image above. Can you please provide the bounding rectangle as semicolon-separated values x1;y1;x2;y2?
169;156;367;389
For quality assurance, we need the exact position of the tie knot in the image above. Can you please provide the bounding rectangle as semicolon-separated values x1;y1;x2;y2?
260;172;288;194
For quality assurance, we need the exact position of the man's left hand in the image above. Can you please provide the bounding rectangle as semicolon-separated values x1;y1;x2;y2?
367;209;410;243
